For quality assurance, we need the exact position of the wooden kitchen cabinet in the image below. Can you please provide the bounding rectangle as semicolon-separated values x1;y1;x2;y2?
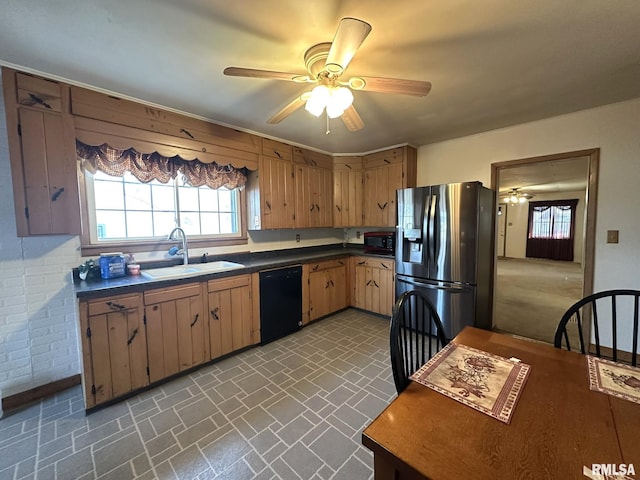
208;274;256;358
351;256;395;316
247;138;295;229
333;156;364;227
363;146;417;227
308;258;348;322
144;283;207;383
294;163;333;228
78;293;148;408
2;68;81;236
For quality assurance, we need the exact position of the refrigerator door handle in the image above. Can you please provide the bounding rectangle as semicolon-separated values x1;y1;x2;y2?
428;194;437;268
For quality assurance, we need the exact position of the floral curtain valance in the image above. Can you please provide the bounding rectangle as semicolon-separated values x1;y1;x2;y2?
76;140;248;190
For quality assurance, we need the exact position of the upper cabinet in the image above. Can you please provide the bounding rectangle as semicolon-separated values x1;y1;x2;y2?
294;147;333;228
247;139;296;230
363;146;417;227
333;156;364;227
2;68;81;236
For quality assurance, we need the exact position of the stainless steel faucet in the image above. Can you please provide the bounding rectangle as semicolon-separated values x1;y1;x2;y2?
167;227;189;265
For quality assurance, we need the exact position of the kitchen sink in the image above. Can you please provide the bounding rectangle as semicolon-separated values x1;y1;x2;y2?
140;261;245;280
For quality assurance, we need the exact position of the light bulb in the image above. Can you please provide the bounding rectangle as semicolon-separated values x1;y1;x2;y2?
510;194;518;204
519;196;526;203
305;85;330;117
332;87;354;111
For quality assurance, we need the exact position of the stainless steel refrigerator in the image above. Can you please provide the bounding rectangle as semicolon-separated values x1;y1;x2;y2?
395;182;495;339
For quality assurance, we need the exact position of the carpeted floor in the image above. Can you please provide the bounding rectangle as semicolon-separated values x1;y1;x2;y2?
492;257;583;345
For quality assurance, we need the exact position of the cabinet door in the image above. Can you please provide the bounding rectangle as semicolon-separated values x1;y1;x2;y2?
363;163;403;227
309;270;330;321
334;169;363;227
376;267;395;317
2;68;81;236
145;284;205;383
208;275;253;359
328;265;348;313
80;295;147;408
261;156;295;229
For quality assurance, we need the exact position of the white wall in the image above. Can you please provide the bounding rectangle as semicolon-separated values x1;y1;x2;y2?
503;190;586;262
417;99;640;350
417;98;640;294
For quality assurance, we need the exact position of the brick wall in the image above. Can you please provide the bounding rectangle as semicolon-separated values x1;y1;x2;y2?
0;78;81;398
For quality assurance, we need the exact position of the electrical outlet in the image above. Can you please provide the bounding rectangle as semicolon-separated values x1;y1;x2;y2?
295;233;300;243
356;231;361;239
607;230;619;244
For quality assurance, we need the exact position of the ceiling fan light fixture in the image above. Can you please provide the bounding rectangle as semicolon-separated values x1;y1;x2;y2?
305;85;354;118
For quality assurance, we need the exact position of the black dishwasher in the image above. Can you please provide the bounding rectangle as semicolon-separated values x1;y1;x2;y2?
259;266;303;344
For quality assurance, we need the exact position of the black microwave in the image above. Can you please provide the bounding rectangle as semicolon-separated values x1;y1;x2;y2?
363;231;395;254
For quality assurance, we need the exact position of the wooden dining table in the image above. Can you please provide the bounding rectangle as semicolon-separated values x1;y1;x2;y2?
362;327;640;479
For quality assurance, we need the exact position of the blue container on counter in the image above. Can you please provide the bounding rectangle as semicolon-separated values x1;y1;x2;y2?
99;252;126;279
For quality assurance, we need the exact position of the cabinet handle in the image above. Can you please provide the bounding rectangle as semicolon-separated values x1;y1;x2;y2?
51;187;65;202
180;128;194;139
330;280;335;287
190;313;199;327
127;328;138;345
325;281;330;289
315;204;320;211
335;205;341;212
312;265;319;271
373;281;380;288
106;301;125;310
381;263;389;269
345;164;352;170
358;261;366;265
310;205;315;211
366;280;372;286
211;308;219;320
28;93;52;109
378;202;388;211
338;260;344;265
383;158;391;164
265;201;271;210
274;150;282;159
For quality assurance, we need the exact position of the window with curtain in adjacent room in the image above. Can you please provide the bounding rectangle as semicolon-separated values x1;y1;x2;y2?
77;141;249;254
526;199;578;261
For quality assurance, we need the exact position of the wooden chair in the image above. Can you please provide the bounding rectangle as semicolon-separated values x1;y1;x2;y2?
390;290;449;394
554;289;640;366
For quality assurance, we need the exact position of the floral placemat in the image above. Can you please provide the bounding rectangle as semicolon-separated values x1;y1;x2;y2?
409;342;531;424
587;356;640;404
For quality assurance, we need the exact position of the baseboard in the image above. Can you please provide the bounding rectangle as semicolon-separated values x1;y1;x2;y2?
2;375;81;413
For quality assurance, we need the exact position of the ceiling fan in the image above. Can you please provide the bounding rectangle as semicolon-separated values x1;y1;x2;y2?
501;188;534;204
223;17;431;132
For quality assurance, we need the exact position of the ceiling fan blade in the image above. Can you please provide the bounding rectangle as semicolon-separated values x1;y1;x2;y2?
341;105;364;131
325;18;372;75
267;94;308;124
224;67;311;83
352;76;432;97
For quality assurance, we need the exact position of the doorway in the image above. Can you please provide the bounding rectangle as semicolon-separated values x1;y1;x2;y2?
491;149;599;344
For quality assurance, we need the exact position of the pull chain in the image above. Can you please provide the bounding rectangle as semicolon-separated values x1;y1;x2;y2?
326;113;330;135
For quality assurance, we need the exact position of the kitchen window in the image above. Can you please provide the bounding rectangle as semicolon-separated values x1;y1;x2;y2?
77;141;248;255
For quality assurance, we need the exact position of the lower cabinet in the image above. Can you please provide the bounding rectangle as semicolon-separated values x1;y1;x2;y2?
207;274;256;358
144;283;207;383
308;258;348;322
351;256;395;316
79;293;148;409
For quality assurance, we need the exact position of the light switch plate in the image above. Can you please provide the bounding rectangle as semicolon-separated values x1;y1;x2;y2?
607;230;619;244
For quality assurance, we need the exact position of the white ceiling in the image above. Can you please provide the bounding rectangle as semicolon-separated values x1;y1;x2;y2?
1;0;639;154
498;156;590;196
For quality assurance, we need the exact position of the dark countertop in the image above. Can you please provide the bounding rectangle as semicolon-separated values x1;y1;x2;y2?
74;244;395;300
